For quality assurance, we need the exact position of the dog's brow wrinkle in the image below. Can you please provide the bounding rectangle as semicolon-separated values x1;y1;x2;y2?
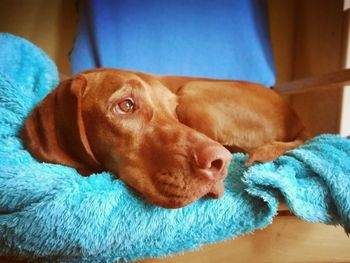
108;85;132;103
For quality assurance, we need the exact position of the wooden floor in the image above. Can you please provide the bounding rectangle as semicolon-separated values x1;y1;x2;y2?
137;216;350;263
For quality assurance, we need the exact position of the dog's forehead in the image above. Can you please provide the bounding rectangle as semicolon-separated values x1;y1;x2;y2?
80;69;177;110
82;70;144;95
88;70;139;84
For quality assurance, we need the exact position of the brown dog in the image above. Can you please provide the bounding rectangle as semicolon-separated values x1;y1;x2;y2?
21;68;309;208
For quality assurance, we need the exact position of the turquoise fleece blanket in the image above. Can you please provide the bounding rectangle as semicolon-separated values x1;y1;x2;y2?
0;34;349;262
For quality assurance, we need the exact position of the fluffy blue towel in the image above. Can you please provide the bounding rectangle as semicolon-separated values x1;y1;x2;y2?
0;34;349;262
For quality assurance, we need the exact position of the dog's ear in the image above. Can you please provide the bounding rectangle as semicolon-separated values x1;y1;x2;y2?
21;74;102;173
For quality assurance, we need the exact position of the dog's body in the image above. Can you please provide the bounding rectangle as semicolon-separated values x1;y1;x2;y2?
21;68;309;208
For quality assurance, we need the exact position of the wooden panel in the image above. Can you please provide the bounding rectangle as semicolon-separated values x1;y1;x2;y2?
0;0;77;74
288;0;344;136
137;216;350;263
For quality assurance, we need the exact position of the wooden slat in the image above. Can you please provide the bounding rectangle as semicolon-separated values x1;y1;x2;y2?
273;69;350;94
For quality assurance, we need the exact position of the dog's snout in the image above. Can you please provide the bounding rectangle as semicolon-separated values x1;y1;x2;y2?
193;145;232;180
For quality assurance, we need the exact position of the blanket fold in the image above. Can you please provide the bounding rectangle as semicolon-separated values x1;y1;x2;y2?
0;33;349;262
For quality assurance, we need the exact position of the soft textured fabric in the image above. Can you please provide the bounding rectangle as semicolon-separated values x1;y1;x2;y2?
71;0;276;86
0;34;349;262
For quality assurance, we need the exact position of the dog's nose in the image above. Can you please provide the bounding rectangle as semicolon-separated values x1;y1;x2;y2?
193;145;232;180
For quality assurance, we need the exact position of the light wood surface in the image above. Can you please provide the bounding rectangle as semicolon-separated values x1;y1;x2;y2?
137;216;350;263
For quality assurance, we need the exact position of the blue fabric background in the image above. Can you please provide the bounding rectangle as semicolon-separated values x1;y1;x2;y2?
70;0;276;86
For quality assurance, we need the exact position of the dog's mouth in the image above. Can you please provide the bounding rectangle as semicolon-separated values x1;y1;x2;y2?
147;168;227;209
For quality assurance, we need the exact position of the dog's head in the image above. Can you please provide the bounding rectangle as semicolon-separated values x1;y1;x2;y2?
21;69;232;208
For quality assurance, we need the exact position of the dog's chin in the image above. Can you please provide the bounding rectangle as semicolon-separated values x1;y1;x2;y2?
148;181;225;209
149;195;201;209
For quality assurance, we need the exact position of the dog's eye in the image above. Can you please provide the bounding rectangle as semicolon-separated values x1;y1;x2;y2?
114;98;134;114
